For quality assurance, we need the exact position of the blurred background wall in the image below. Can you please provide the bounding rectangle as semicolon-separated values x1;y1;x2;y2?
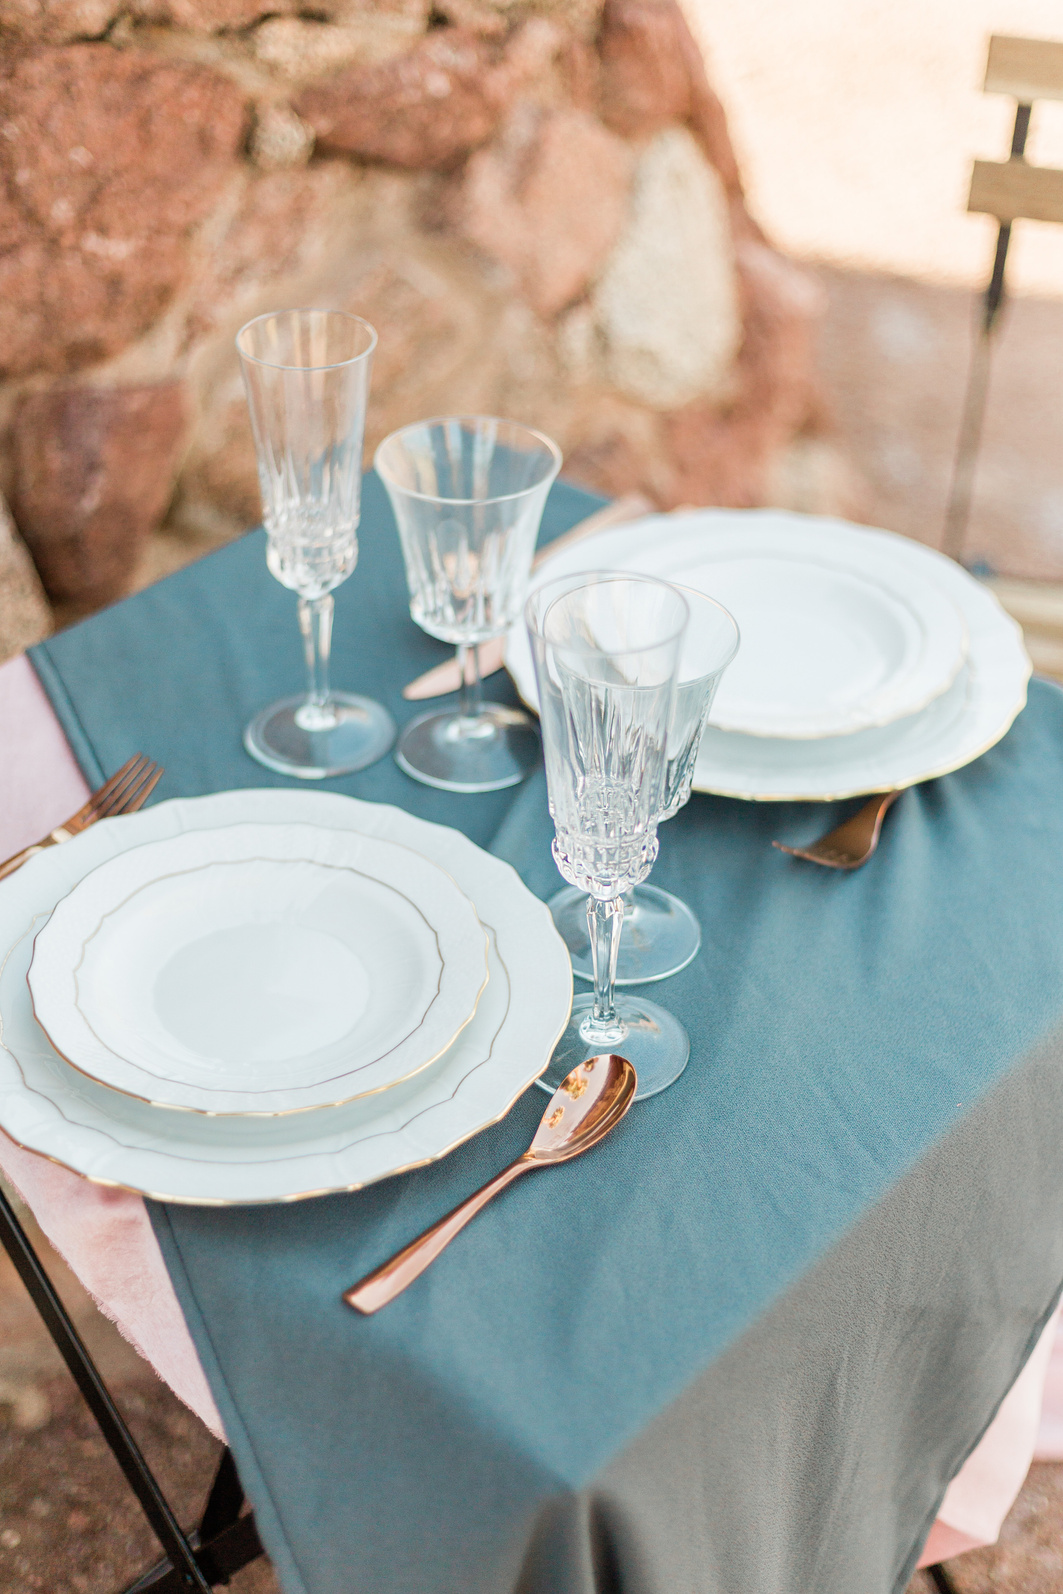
1;0;1062;661
0;0;835;654
681;0;1063;598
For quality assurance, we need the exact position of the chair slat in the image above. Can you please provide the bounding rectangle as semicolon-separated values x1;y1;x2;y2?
985;35;1063;104
968;158;1063;225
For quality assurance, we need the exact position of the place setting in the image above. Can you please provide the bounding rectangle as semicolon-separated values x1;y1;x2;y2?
0;310;587;1211
0;305;1035;1240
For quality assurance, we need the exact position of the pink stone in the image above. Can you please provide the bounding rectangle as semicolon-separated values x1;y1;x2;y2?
11;383;190;608
0;46;247;379
295;27;505;168
459;107;632;318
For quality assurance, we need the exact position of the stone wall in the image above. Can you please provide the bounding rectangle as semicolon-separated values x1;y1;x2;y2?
0;0;835;628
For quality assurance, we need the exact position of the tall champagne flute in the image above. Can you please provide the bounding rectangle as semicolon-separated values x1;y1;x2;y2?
376;416;561;793
548;585;739;983
526;571;690;1100
237;309;395;779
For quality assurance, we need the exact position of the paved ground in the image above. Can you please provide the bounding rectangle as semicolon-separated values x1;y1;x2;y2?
0;1199;281;1593
814;264;1063;583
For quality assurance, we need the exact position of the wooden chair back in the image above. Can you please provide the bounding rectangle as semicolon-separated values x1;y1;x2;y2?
968;36;1063;225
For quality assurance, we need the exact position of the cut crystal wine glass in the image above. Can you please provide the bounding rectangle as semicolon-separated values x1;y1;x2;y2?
237;309;395;779
548;584;739;983
526;571;691;1100
376;416;561;793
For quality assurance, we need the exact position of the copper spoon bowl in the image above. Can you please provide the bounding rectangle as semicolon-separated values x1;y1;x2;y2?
343;1053;637;1315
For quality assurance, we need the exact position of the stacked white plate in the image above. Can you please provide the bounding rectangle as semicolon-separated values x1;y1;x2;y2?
0;792;573;1203
506;510;1033;801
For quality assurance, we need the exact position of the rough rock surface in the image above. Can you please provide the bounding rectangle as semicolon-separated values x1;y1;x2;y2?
592;127;740;409
11;383;189;609
597;0;691;136
0;0;831;621
0;46;248;379
459;107;632;318
665;236;825;505
295;27;507;167
251;14;423;82
598;0;741;199
0;494;51;664
0;0;120;42
131;0;301;29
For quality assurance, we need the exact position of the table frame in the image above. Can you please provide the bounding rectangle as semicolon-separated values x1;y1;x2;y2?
0;1185;266;1591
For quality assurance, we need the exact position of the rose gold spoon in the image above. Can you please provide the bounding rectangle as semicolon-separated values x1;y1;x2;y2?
343;1054;637;1315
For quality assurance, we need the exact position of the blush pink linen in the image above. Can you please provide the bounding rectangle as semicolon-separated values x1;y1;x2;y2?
0;646;1058;1549
0;653;223;1439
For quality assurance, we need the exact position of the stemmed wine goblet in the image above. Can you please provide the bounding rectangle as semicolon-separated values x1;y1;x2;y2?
548;585;739;983
376;416;561;793
237;308;395;779
526;571;691;1100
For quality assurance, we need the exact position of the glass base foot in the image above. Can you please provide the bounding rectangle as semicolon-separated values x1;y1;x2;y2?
244;693;396;779
396;704;540;793
548;883;702;985
535;992;689;1101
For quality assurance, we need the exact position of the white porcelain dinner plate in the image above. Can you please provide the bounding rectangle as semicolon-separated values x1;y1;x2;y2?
506;510;1031;801
28;823;488;1116
513;513;967;739
0;793;572;1203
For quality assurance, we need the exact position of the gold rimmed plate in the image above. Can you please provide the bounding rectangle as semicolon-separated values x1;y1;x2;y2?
27;822;488;1116
506;510;1031;801
0;794;572;1203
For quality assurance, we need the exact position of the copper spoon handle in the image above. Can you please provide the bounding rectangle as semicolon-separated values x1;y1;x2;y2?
344;1157;533;1315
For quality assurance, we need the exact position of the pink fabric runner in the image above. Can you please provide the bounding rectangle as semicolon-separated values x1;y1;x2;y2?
0;648;1056;1554
0;654;223;1439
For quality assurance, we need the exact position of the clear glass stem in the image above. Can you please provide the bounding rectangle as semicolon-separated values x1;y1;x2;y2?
588;895;624;1030
297;594;334;730
457;643;483;724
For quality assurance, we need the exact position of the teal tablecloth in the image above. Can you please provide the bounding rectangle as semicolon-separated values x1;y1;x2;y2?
28;475;1063;1594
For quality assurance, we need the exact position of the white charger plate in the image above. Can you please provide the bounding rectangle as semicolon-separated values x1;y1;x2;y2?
0;792;573;1203
29;824;488;1116
507;511;1030;801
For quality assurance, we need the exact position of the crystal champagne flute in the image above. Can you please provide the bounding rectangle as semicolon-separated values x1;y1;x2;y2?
526;571;690;1100
237;308;395;779
548;585;739;983
376;416;561;793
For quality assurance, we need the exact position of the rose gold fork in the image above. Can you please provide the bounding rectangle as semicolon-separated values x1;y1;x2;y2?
771;790;901;871
0;754;164;883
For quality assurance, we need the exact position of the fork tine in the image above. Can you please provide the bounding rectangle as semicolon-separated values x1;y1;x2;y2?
64;754;146;831
95;761;162;822
80;755;151;826
116;765;163;816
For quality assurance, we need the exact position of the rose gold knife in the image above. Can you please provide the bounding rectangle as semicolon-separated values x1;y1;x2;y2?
401;491;654;700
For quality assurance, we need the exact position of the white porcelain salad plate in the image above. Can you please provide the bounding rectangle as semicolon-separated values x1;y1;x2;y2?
28;823;487;1115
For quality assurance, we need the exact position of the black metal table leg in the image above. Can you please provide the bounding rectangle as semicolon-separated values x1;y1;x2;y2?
0;1185;264;1590
122;1447;266;1593
927;1562;960;1594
